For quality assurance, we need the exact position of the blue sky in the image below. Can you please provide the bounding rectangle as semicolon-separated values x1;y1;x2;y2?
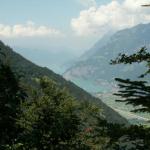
0;0;113;54
0;0;110;29
0;0;150;73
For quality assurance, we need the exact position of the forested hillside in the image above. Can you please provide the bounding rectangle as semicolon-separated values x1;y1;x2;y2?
1;41;150;150
0;41;127;124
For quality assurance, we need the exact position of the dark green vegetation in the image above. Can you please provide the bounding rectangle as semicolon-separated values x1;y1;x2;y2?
111;47;150;113
0;55;27;146
0;53;101;149
108;47;150;149
0;41;127;124
0;41;150;150
17;78;101;150
0;47;122;149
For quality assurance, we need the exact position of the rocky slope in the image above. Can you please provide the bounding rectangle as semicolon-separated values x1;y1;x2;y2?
64;23;150;93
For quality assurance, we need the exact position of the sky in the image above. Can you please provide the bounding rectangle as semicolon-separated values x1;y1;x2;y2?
0;0;150;73
0;0;113;52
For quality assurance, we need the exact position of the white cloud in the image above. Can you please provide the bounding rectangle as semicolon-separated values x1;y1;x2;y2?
78;0;97;8
71;0;150;36
0;21;63;38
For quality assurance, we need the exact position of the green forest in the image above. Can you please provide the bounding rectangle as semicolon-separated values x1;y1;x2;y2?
0;41;150;150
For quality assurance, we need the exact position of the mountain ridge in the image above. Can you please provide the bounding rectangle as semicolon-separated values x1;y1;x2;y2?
0;40;128;124
63;23;150;93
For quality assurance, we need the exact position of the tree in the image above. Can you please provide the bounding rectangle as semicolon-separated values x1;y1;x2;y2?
0;48;107;149
106;47;150;149
18;77;92;150
111;47;150;112
0;49;27;148
95;118;150;150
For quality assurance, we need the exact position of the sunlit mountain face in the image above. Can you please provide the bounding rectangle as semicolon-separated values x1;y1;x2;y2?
64;23;150;93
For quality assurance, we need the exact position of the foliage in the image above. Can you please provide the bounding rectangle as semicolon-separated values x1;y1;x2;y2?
0;49;27;148
1;41;142;150
0;40;127;124
108;47;150;149
111;47;150;112
96;118;150;149
17;77;102;149
0;47;108;149
111;47;150;77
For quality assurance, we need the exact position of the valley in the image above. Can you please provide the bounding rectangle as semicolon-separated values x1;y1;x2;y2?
96;92;150;125
64;23;150;125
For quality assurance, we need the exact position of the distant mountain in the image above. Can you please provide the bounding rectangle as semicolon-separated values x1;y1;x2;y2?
0;40;127;124
79;33;113;61
63;23;150;93
13;47;78;74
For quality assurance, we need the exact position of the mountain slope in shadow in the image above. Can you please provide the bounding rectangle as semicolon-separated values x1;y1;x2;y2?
0;40;128;124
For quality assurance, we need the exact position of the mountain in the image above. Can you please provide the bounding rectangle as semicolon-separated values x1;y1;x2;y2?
13;47;78;74
63;23;150;93
0;40;127;124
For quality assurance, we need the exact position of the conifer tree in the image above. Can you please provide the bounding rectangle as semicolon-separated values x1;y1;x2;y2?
111;47;150;112
0;49;26;148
